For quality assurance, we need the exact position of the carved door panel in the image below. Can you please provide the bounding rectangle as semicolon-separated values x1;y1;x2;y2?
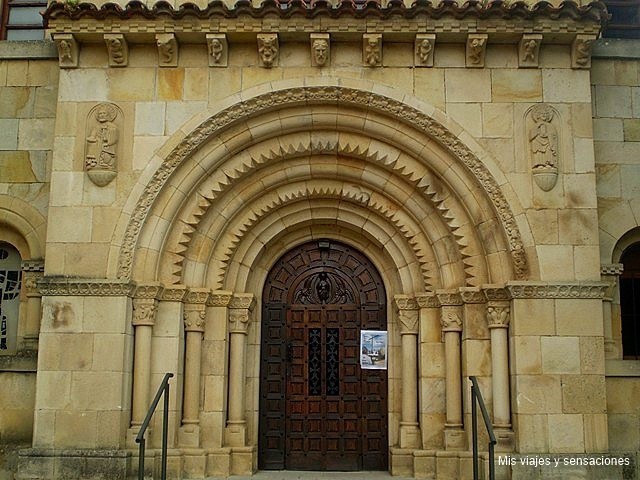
259;240;387;471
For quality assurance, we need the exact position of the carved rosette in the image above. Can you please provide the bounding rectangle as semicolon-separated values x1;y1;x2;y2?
486;303;510;329
257;33;279;68
415;34;435;67
54;33;78;68
206;34;228;67
207;290;233;307
526;104;560;192
518;34;542;68
363;34;382;67
84;102;123;187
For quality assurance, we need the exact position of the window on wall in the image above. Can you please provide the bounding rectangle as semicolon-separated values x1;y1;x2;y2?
0;0;47;41
602;0;640;38
0;243;22;354
620;242;640;359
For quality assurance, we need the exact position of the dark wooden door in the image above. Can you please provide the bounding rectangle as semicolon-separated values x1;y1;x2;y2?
259;240;387;471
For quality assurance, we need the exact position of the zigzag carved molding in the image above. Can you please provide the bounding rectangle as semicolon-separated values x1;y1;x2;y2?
168;139;479;288
117;86;527;280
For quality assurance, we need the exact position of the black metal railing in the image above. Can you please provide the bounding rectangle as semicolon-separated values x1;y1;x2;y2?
136;372;173;480
469;376;496;480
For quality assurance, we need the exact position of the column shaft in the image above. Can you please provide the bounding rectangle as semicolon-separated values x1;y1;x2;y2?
132;323;153;426
444;330;462;426
490;327;510;426
183;330;203;424
228;331;246;423
401;333;418;425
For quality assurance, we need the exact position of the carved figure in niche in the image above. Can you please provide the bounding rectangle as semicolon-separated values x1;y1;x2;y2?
529;105;558;170
58;40;72;63
86;104;118;170
468;37;485;64
312;39;329;66
108;38;125;64
365;37;381;66
417;38;433;64
209;38;223;64
522;39;537;62
258;35;278;67
158;38;174;63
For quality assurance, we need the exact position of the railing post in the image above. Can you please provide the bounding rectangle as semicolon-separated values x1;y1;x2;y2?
162;380;169;480
471;384;478;480
470;376;496;480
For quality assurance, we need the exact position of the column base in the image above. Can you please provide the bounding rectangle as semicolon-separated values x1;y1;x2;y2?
444;425;465;450
178;423;200;448
224;421;247;447
206;448;232;477
399;422;421;449
230;446;256;475
494;426;515;452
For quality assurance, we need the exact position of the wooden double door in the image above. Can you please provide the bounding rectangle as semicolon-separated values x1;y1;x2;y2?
259;240;388;471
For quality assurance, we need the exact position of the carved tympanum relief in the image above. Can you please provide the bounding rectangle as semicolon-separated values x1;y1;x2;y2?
258;33;279;67
84;103;123;187
363;34;382;67
206;34;228;67
415;34;435;67
310;34;330;67
526;104;560;192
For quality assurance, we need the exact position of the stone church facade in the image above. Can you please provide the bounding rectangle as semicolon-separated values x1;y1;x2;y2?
0;0;639;478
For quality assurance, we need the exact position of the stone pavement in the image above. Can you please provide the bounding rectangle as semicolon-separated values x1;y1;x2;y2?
229;471;413;480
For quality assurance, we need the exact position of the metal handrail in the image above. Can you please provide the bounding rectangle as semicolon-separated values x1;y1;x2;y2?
469;376;497;480
135;372;174;480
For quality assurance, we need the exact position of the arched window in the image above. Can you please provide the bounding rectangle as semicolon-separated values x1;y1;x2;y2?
620;242;640;359
0;242;22;354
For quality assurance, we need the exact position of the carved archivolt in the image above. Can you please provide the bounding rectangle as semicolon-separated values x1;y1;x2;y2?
117;86;528;281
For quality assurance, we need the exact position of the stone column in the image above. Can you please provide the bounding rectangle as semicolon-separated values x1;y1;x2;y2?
601;263;623;358
394;295;421;449
437;290;465;450
225;293;255;447
484;286;514;450
129;283;163;440
20;260;44;351
179;288;209;447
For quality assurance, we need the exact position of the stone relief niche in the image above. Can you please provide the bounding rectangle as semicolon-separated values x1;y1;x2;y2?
310;33;330;67
54;34;78;68
525;104;561;192
415;34;435;67
84;103;123;187
363;34;382;67
206;34;228;67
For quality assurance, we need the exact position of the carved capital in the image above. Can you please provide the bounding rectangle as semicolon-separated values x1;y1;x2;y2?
310;33;330;67
394;294;418;311
459;287;485;304
487;303;510;329
415;34;435;67
207;290;233;307
104;34;128;67
572;34;596;69
206;34;228;67
229;293;255;311
394;295;419;335
22;271;42;297
440;306;463;332
466;34;487;68
132;298;157;327
185;288;210;305
436;290;463;306
415;293;439;309
482;285;511;302
161;285;188;302
363;34;382;67
54;34;78;68
257;33;279;68
518;34;542;68
228;309;250;334
156;33;178;67
601;263;623;276
184;308;206;333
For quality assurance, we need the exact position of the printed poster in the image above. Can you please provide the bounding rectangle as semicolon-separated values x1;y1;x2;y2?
360;330;388;370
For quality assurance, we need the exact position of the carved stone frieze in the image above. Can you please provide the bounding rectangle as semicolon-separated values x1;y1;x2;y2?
466;34;487;68
571;34;596;69
134;283;163;300
85;102;123;187
526;104;560;192
38;278;135;296
487;304;510;329
156;33;178;67
257;33;279;68
436;290;463;306
415;34;435;67
415;293;439;309
482;285;510;302
104;33;128;67
601;263;624;276
363;34;382;67
185;288;210;305
132;298;157;327
21;260;44;272
518;34;542;68
459;287;485;304
440;307;463;332
207;290;233;307
184;309;206;332
229;293;255;311
117;86;528;282
310;33;330;67
161;285;188;302
394;295;419;312
206;34;228;67
506;282;609;299
53;33;78;68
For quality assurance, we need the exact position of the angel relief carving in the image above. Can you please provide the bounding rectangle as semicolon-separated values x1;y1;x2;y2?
84;103;122;187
